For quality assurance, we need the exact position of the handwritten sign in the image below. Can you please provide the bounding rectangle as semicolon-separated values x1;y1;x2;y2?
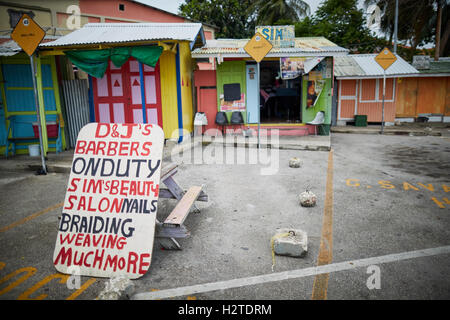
53;123;164;279
255;25;295;48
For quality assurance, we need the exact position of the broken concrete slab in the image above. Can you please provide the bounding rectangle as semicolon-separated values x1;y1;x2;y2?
272;228;308;258
96;276;136;300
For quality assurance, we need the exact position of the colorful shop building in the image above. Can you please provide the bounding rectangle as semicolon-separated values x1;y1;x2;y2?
191;26;349;135
0;37;67;156
39;22;206;141
334;53;419;125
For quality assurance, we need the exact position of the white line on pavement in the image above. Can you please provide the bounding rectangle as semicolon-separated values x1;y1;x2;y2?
132;245;450;300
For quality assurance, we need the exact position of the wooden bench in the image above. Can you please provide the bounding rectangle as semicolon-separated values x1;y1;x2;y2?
5;115;62;157
155;163;208;250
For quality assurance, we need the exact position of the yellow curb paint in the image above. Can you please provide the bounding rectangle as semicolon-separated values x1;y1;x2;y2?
66;277;97;300
311;149;334;300
0;267;37;296
17;273;69;300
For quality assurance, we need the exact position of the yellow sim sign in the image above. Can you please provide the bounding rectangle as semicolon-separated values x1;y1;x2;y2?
11;14;46;56
244;32;273;63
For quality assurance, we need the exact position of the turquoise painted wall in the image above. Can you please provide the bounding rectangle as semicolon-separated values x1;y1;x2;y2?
1;56;58;147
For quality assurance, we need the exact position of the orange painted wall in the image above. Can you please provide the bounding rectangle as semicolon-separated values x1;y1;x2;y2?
396;76;450;117
416;77;447;115
338;78;396;122
79;0;186;22
340;79;357;96
396;77;417;117
446;77;450;116
358;101;395;122
340;100;356;119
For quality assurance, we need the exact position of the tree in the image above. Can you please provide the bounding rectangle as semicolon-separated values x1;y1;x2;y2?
295;0;387;53
249;0;310;25
363;0;450;60
178;0;256;38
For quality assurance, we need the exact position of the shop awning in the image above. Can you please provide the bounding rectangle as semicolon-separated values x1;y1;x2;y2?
1;35;59;56
192;37;349;59
39;22;206;78
39;23;206;51
334;54;419;79
64;46;163;78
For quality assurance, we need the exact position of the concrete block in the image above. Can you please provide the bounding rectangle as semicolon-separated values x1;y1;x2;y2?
273;228;307;258
299;191;317;207
289;157;302;168
96;276;135;300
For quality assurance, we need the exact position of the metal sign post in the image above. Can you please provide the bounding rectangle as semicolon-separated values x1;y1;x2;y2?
374;47;397;134
257;62;261;148
11;14;47;174
243;33;272;149
30;54;47;174
381;69;386;134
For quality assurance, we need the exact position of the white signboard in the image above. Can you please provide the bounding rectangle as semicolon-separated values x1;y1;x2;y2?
53;123;164;279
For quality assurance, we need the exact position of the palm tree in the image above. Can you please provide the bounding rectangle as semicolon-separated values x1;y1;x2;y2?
249;0;311;25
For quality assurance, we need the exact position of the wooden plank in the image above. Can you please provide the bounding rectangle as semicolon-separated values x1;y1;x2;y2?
164;186;202;227
160;163;178;181
396;77;417;117
417;77;446;115
155;223;190;238
159;188;208;202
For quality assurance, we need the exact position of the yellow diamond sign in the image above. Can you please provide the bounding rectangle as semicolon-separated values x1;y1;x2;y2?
375;47;397;71
11;14;46;56
244;32;273;63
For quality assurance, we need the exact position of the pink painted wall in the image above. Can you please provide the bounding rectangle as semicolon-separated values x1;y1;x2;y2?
194;70;218;131
79;0;186;23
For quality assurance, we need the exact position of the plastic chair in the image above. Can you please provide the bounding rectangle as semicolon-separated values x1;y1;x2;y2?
215;111;228;135
307;111;324;136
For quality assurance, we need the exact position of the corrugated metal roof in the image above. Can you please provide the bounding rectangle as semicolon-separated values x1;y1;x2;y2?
40;23;205;48
417;57;450;75
0;39;21;56
0;36;59;56
334;54;419;78
191;37;349;58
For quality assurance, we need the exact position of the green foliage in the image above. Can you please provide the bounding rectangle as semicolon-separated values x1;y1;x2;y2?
178;0;256;38
249;0;310;25
295;0;388;53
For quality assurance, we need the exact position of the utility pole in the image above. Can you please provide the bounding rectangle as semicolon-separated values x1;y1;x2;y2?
393;0;399;53
435;0;442;61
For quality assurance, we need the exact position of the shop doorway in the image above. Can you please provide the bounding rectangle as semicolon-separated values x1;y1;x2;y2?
92;58;162;126
259;60;302;123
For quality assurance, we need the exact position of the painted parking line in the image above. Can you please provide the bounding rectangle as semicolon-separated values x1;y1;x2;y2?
0;201;64;233
311;149;334;300
132;245;450;300
0;261;97;300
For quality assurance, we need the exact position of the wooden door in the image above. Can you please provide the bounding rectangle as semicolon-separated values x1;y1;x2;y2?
396;77;417;117
92;59;162;126
338;80;358;120
127;59;162;125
